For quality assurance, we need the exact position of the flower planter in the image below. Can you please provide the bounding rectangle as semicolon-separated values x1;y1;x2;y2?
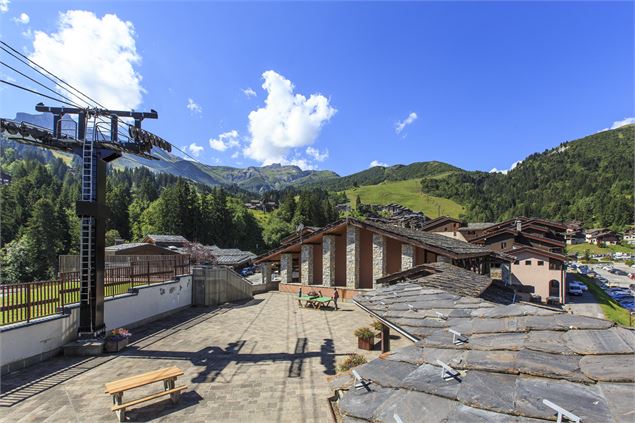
104;337;129;353
357;336;374;351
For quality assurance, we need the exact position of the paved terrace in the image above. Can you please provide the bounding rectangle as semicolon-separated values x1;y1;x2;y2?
0;292;407;422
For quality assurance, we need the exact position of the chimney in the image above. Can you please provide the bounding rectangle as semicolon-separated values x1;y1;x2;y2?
515;219;522;232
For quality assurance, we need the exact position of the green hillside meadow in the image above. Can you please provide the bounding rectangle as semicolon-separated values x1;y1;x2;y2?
343;178;464;218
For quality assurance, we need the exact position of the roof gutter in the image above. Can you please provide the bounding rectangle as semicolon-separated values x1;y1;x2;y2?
352;298;419;343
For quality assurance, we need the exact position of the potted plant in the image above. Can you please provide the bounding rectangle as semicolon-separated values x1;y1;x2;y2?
104;328;131;353
354;327;375;351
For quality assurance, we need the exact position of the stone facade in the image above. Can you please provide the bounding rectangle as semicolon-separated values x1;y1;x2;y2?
322;235;336;287
261;262;272;285
280;253;293;284
372;233;387;285
401;243;415;270
301;244;314;285
346;226;360;289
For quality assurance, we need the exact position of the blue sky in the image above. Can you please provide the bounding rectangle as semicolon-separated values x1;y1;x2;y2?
1;1;633;176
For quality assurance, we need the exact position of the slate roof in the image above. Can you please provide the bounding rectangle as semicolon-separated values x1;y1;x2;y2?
376;262;494;298
105;242;149;252
351;218;492;257
337;283;635;422
144;234;189;244
208;245;256;266
459;222;496;230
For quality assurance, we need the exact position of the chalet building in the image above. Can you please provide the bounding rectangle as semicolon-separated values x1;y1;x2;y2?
105;242;179;256
417;216;465;240
467;218;568;304
508;246;567;304
624;229;635;245
588;230;621;245
255;217;493;299
142;234;190;249
206;245;256;269
360;203;428;229
458;222;496;242
565;221;585;245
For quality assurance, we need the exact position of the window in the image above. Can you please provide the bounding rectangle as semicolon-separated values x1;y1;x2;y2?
549;260;562;270
501;242;507;249
537;260;544;266
525;260;532;266
513;260;519;265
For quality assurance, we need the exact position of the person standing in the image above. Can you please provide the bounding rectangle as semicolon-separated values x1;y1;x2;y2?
333;289;340;310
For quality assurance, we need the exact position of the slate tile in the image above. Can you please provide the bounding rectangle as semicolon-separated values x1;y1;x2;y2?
580;355;635;382
563;328;633;355
467;332;527;351
598;382;635;423
523;330;575;355
400;363;461;400
338;385;396;421
514;375;613;422
463;350;518;373
373;389;457;423
356;359;418;388
515;349;590;383
457;370;517;414
447;405;547;423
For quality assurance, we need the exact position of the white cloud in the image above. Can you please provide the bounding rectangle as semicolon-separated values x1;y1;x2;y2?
12;12;28;24
369;160;388;168
306;146;328;162
395;112;418;134
29;10;143;110
187;143;204;157
209;130;240;152
186;98;202;114
0;0;9;14
610;117;635;129
490;160;522;175
242;87;256;98
231;151;240;159
243;70;336;165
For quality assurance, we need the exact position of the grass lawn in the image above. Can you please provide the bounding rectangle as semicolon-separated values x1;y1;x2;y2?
576;274;634;327
567;242;634;256
343;178;465;218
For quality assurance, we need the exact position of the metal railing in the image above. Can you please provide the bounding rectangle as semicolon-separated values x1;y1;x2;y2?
1;255;190;326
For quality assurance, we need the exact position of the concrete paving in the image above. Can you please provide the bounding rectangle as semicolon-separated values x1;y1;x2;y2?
566;272;604;319
0;292;408;423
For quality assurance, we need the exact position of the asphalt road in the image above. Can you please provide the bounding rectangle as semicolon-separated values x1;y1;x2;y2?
565;273;604;319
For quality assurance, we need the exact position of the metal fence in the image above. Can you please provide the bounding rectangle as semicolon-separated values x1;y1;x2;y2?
1;255;190;326
58;254;182;273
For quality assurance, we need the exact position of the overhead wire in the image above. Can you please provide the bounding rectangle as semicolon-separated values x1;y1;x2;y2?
0;80;81;108
1;40;201;163
0;60;84;108
0;41;102;109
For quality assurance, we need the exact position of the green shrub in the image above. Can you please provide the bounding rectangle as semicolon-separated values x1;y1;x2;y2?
625;259;634;266
338;353;367;372
371;321;383;332
354;327;374;340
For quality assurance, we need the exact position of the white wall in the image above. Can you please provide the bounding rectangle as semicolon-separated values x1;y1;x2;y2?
1;276;191;372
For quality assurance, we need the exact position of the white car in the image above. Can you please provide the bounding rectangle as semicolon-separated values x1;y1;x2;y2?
568;286;583;296
570;281;588;292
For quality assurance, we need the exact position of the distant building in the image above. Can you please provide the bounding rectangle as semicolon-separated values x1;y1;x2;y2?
624;229;635;245
105;242;179;256
244;199;277;212
206;245;256;269
255;217;493;297
142;234;190;249
589;231;621;245
359;203;428;229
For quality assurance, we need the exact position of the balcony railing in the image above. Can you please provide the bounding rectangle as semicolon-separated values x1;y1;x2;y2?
0;255;190;326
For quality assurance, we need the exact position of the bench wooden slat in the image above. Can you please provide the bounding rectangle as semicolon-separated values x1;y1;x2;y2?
111;385;187;411
105;367;183;394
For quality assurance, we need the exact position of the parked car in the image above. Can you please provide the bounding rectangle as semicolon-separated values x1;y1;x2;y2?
570;281;588;292
568;286;583;296
240;267;255;277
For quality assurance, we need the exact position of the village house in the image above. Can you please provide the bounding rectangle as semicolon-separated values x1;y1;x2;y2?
587;230;621;245
624;228;635;245
255;217;494;299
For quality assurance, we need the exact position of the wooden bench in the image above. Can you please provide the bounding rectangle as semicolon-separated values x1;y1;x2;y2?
105;366;187;422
